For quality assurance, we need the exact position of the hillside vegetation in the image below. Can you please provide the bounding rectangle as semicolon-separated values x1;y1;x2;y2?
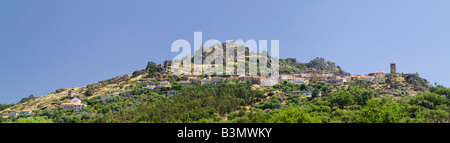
0;43;448;123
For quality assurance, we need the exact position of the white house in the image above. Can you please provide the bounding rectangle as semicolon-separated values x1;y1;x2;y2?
300;73;314;78
60;98;86;112
145;85;156;90
280;74;295;80
158;81;171;86
323;73;334;77
20;110;32;115
71;98;81;104
334;78;347;83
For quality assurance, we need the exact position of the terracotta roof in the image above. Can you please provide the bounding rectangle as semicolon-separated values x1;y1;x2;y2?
113;92;120;95
2;116;8;118
361;76;375;79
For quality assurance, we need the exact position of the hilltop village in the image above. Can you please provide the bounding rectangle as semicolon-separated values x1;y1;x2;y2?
2;61;409;121
2;55;446;124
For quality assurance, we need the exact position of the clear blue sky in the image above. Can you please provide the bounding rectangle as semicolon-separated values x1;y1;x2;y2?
1;0;450;104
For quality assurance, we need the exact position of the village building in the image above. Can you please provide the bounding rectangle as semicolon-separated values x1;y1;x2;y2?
112;92;120;97
322;73;334;77
144;85;156;90
187;77;202;84
71;98;82;104
344;76;352;81
376;71;385;77
299;73;313;78
280;74;295;79
156;81;172;88
289;78;309;85
8;111;18;118
361;76;375;82
68;89;77;97
351;75;361;80
391;63;397;74
226;76;239;81
20;110;32;115
158;81;171;86
60;98;86;112
334;78;347;83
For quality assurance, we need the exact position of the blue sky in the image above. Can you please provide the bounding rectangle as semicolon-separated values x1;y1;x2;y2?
1;0;450;104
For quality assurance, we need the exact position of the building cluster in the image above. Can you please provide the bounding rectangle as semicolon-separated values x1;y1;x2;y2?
141;63;398;92
1;63;398;119
60;98;86;112
2;109;34;120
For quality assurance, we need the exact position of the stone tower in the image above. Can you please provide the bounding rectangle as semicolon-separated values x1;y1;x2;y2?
390;63;396;74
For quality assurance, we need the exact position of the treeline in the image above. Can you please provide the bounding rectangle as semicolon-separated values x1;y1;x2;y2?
3;82;449;123
0;94;36;112
4;82;257;123
224;85;449;123
0;103;15;111
106;83;257;123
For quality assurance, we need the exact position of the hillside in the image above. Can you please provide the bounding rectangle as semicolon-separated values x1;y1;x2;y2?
1;43;447;123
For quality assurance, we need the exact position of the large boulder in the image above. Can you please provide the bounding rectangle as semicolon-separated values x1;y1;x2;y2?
404;74;429;91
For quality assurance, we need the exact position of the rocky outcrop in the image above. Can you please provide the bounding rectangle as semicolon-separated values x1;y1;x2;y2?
132;69;147;78
385;73;429;92
404;74;429;91
51;88;67;94
279;57;350;76
158;60;172;72
146;61;157;70
306;57;349;76
86;75;131;91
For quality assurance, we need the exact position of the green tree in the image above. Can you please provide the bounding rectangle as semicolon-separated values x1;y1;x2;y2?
312;88;320;99
329;90;354;109
85;88;94;96
268;106;321;123
355;99;406;123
